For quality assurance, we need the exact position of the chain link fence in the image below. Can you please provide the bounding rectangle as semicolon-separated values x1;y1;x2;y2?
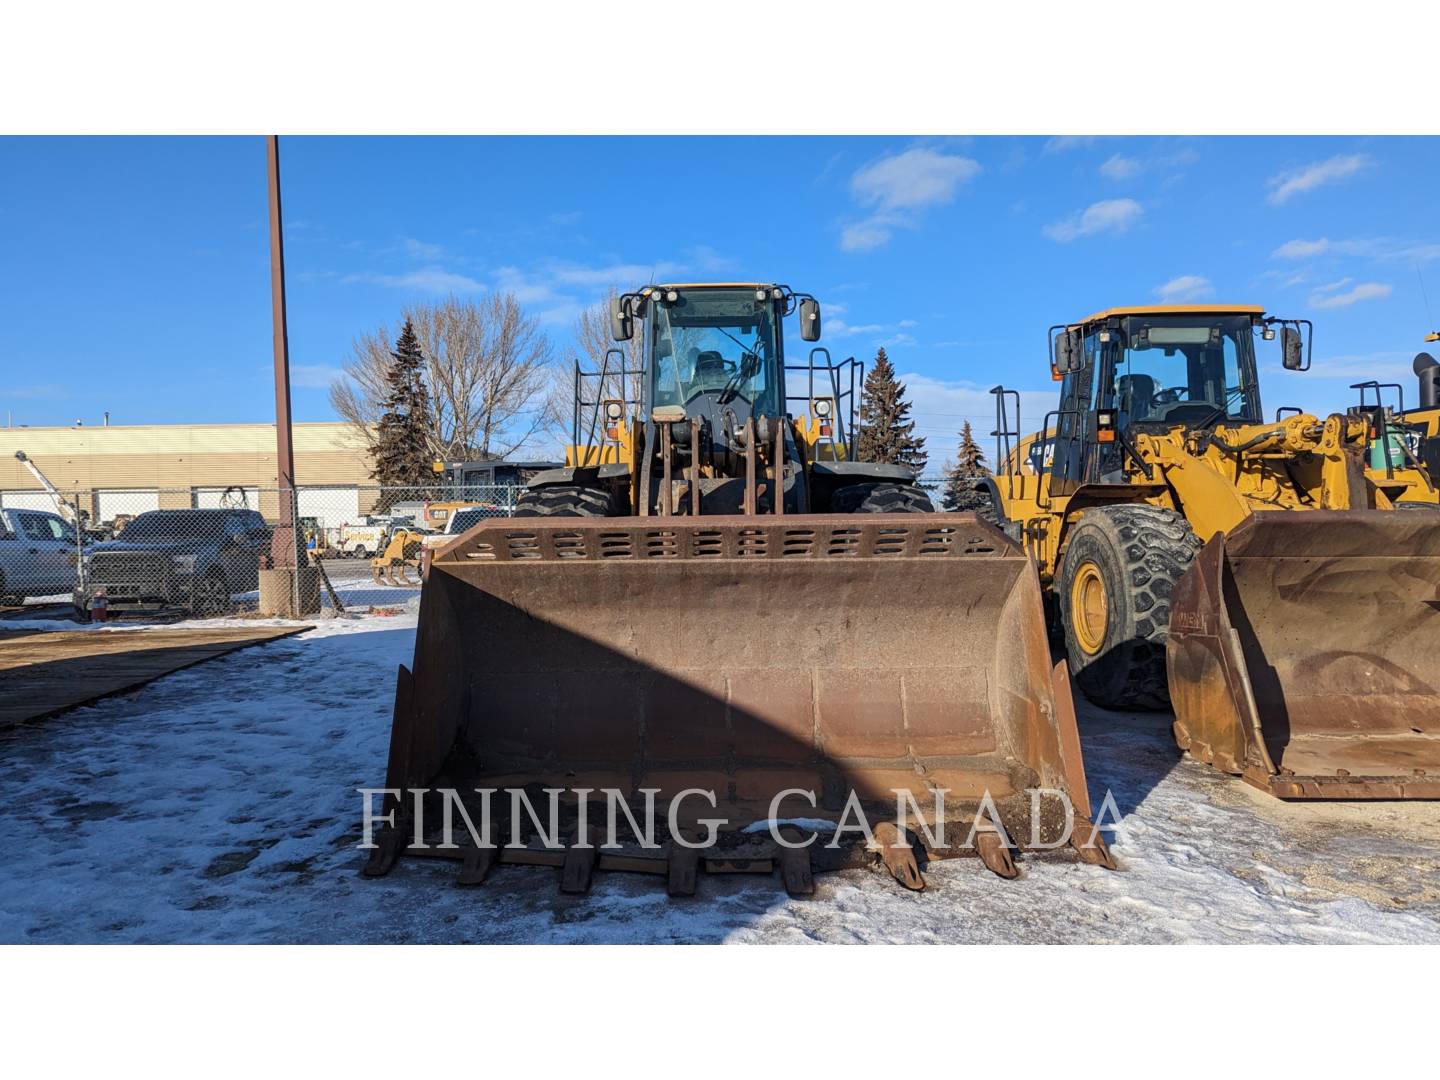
0;484;524;619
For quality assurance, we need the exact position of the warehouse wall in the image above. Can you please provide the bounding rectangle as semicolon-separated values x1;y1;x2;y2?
0;422;373;493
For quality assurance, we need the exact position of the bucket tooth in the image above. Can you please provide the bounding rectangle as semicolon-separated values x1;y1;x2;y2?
1070;814;1117;870
778;827;815;898
971;813;1018;880
362;820;406;878
666;843;700;897
560;822;600;895
871;822;925;890
456;843;497;887
371;563;386;586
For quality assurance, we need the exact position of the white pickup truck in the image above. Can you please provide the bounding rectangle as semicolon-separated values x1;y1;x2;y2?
0;507;81;604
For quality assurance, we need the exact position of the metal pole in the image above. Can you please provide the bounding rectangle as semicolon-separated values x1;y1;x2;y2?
267;136;301;577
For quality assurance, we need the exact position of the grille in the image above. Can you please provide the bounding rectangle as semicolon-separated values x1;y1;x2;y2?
88;551;174;587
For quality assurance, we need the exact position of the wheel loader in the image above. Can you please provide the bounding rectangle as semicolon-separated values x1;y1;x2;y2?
1346;343;1440;507
364;282;1114;896
979;304;1440;800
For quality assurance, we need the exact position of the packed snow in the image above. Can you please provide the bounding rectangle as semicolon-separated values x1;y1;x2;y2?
2;613;1438;944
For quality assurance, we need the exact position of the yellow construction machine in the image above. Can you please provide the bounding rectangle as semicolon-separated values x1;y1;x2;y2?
977;304;1440;799
364;282;1115;895
1346;342;1440;507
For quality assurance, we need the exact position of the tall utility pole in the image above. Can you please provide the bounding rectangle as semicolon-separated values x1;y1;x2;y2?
266;135;300;571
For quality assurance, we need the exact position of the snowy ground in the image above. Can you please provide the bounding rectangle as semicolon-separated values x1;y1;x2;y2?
2;614;1438;944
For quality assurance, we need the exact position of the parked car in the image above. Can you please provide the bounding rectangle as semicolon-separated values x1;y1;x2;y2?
0;508;83;604
77;508;271;615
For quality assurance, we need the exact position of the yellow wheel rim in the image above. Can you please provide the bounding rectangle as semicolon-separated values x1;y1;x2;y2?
1071;562;1108;655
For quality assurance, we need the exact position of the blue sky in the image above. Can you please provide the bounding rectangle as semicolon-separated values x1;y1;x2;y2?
3;136;1438;468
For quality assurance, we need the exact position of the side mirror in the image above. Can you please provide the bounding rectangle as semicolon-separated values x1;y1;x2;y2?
1281;326;1304;370
799;297;821;342
610;297;633;342
1053;328;1084;373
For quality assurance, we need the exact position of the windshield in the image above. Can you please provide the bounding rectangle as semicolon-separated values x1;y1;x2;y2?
448;508;489;534
1108;315;1260;426
649;288;781;415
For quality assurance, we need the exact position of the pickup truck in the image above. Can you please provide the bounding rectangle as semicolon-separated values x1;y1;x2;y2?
77;508;271;614
0;507;82;604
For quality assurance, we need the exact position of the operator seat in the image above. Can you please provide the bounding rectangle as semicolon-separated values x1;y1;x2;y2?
695;350;730;387
1117;373;1157;423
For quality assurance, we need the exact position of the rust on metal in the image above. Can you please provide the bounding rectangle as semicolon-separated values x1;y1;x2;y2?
368;512;1111;892
871;822;925;890
265;135;302;570
690;416;702;517
972;812;1019;879
1168;510;1440;799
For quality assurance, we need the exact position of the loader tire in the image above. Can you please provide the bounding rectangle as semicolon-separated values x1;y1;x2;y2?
513;484;614;517
831;482;935;514
1058;504;1201;712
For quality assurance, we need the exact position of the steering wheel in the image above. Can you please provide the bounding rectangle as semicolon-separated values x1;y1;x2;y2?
1152;386;1190;406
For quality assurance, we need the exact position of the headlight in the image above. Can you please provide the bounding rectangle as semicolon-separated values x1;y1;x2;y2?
172;554;197;572
813;398;832;418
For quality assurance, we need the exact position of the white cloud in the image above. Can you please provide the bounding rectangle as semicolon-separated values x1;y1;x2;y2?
1272;237;1331;259
1308;281;1392;309
397;237;445;260
1154;275;1214;302
1312;277;1353;294
1266;153;1372;205
345;266;487;293
1295;350;1415;380
1043;198;1143;242
1099;154;1141;180
1042;136;1096;154
824;313;917;341
291;364;346;389
1271;236;1440;265
840;215;901;253
840;147;980;252
851;147;982;212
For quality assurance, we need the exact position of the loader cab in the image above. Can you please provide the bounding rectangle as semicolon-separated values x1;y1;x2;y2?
610;283;821;459
645;285;786;421
1047;306;1283;490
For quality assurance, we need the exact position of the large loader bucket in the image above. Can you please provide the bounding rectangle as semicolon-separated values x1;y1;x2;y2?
1168;511;1440;799
364;514;1113;895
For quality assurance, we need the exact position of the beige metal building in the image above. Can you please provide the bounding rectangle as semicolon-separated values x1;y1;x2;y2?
0;422;376;527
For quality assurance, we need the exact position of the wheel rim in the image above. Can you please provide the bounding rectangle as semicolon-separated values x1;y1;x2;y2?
1070;562;1108;655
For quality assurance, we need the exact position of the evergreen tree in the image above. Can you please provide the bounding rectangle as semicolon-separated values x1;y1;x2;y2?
369;319;436;508
855;347;927;474
941;420;991;511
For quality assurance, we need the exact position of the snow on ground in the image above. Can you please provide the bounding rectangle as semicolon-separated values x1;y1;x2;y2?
2;614;1438;944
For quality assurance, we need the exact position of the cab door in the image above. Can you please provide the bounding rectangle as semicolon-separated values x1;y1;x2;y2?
1046;332;1100;497
0;510;42;595
16;511;76;596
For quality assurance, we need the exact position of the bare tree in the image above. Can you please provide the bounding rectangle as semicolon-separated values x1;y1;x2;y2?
540;288;647;448
330;293;555;462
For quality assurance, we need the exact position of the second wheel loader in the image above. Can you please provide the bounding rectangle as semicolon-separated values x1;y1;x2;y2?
364;282;1114;897
980;304;1440;800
